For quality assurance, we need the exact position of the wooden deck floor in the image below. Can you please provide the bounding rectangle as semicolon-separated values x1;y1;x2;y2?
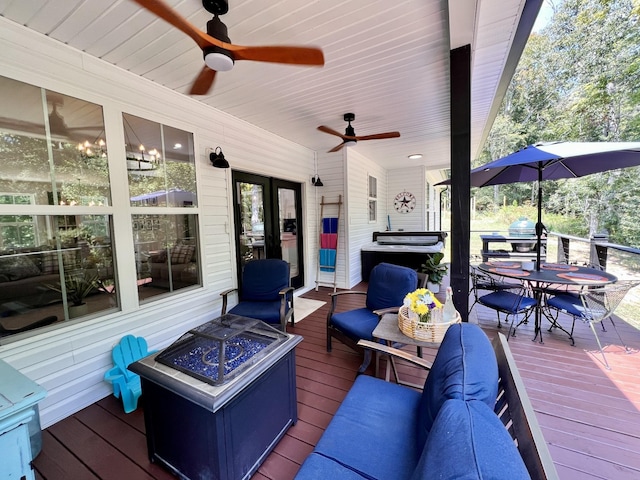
33;285;640;480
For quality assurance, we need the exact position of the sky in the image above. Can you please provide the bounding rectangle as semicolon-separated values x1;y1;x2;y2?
532;0;555;32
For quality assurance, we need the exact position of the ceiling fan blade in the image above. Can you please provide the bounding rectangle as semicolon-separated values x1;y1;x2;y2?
66;126;106;132
231;45;324;65
328;143;345;153
318;126;346;139
133;0;324;67
132;0;219;50
189;67;217;95
356;132;401;141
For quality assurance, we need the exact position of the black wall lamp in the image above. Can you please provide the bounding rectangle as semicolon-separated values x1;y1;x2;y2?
311;174;323;187
209;146;229;168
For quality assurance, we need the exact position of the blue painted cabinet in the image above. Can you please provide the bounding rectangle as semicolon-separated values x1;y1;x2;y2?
0;359;47;480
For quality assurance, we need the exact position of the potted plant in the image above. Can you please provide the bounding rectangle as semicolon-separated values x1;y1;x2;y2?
46;272;99;318
419;252;448;293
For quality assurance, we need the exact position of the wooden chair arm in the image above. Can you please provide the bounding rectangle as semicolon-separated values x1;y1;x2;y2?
328;290;366;298
327;290;367;324
280;287;295;329
372;306;400;317
220;288;238;315
357;340;432;370
279;286;295;296
220;288;238;297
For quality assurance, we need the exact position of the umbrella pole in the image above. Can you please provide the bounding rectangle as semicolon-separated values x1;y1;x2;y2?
535;166;543;271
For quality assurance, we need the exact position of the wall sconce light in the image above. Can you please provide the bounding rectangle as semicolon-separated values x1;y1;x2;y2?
311;174;324;187
209;146;229;168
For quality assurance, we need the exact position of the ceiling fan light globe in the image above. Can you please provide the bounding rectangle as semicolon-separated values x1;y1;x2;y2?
343;140;357;147
205;52;234;72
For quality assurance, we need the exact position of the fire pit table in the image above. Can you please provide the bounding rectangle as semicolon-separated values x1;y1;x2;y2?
129;314;303;480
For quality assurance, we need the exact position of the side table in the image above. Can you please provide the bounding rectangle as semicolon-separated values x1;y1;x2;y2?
372;314;441;389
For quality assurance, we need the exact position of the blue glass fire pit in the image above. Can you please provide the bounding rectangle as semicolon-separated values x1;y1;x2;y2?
156;314;288;386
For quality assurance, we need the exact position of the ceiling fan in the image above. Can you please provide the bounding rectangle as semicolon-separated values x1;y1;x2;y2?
317;113;401;153
0;94;103;141
131;0;324;95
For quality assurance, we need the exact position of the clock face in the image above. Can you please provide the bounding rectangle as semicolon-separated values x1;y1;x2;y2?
394;191;416;213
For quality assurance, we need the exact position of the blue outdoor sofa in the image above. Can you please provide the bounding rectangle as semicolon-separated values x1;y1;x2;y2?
295;323;558;480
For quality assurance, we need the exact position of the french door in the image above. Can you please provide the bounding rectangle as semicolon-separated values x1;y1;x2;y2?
232;171;304;288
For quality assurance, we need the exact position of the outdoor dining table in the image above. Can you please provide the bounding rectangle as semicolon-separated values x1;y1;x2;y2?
478;261;618;343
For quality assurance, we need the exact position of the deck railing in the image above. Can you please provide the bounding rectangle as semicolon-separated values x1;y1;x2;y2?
468;230;640;330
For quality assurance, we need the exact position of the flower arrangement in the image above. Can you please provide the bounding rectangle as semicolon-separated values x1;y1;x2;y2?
403;288;442;323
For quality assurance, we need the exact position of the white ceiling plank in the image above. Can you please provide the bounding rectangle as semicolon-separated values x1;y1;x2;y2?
0;0;539;170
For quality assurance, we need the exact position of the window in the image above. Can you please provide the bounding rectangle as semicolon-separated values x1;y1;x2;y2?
368;175;377;222
0;76;119;338
0;194;37;248
124;113;199;301
124;113;196;208
0;75;202;339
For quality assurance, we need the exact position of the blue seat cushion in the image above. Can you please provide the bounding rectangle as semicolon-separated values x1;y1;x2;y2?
295;453;368;479
547;293;585;317
228;300;282;324
417;323;498;448
412;399;530;480
478;290;537;314
366;263;418;311
240;259;289;302
330;308;379;341
312;375;422;480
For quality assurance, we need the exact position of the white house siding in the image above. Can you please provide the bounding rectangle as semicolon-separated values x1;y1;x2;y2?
387;167;428;232
345;149;388;288
0;19;318;428
312;150;348;289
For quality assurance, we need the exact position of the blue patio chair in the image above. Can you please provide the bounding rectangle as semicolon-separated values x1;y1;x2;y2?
220;259;294;331
545;280;638;369
477;282;537;331
326;262;418;373
469;265;520;314
104;335;154;413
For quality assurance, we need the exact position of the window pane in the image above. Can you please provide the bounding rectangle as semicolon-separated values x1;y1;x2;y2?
0;76;111;207
124;113;196;207
164;125;196;207
0;215;119;339
133;214;200;301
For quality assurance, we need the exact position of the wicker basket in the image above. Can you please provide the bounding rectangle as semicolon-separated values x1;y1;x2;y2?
398;305;462;343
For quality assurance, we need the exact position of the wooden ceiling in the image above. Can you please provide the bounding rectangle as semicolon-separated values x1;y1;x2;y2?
0;0;541;173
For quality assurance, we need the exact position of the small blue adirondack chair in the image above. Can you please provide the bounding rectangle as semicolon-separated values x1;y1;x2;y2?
104;335;154;413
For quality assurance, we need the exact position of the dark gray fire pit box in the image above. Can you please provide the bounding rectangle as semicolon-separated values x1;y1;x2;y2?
129;314;303;480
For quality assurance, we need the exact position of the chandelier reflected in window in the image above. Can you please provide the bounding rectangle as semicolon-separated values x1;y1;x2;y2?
123;116;161;173
77;136;107;160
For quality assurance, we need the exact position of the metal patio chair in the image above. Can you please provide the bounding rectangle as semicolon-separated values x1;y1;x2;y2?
469;265;523;317
545;280;639;369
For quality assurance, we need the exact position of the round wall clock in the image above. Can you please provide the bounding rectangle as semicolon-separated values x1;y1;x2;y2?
394;191;416;213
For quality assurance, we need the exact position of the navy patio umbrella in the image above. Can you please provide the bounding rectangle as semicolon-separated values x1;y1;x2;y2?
438;141;640;269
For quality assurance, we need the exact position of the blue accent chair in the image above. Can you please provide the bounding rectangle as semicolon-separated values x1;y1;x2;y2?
327;262;418;373
220;259;294;331
104;335;154;413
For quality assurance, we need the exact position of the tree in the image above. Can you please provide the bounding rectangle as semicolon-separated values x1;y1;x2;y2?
480;0;640;246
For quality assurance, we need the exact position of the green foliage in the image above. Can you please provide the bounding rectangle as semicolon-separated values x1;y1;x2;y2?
46;272;99;306
420;252;448;285
479;0;640;247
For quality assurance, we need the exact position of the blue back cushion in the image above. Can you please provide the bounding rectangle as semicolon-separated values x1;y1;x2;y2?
411;399;530;480
240;259;290;302
417;323;498;448
366;263;418;311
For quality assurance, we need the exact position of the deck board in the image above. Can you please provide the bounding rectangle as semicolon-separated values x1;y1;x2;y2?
33;284;640;480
